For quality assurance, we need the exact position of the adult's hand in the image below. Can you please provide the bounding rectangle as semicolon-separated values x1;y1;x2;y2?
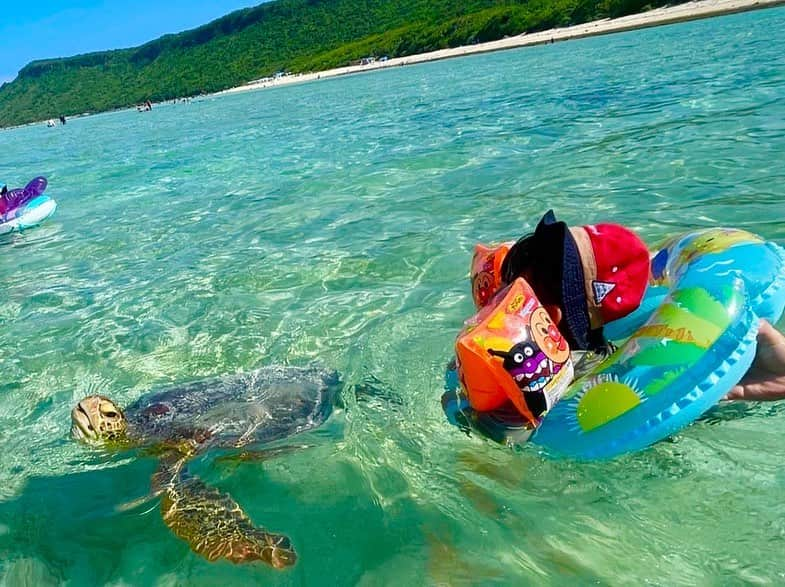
725;320;785;401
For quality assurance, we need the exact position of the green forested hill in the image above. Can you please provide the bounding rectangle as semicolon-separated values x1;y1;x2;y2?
0;0;677;127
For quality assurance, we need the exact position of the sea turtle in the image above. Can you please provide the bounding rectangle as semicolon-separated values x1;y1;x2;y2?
70;364;339;568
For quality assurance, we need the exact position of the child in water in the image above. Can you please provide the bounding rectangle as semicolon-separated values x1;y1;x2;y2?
445;210;785;445
497;210;785;401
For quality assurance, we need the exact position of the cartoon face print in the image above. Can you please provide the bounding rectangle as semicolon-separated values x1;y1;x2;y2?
472;270;495;309
488;340;561;395
530;307;569;364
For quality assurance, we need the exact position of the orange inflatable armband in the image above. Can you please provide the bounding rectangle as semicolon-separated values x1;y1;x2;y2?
470;242;513;309
456;278;574;427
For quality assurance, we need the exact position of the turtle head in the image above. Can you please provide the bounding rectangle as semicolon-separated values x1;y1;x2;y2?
71;395;128;444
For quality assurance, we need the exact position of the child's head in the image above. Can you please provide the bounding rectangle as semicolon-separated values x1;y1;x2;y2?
500;210;650;351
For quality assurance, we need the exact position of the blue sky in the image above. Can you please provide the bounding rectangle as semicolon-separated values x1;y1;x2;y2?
0;1;265;83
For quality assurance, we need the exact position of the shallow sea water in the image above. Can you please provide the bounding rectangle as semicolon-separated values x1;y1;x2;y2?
2;7;785;585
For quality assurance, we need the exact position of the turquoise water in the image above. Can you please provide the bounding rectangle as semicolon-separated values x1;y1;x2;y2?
2;6;785;584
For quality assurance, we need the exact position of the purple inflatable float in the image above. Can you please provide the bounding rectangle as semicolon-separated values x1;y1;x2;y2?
0;177;57;234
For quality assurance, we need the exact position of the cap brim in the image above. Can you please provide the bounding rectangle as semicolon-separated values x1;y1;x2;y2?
530;211;568;297
559;230;590;349
503;210;564;291
531;211;591;349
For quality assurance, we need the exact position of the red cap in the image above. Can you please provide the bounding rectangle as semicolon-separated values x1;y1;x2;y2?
501;210;650;350
570;223;651;326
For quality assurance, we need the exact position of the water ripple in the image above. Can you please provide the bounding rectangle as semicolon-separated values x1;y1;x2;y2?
1;6;785;584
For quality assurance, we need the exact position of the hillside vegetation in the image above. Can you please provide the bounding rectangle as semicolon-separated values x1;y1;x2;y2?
0;0;681;127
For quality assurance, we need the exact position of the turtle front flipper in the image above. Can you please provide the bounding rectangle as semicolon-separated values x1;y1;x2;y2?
154;453;296;568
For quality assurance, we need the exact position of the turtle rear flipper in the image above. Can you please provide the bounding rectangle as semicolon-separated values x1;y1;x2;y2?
161;475;296;568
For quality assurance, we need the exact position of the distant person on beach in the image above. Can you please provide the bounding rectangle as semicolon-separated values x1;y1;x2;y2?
59;115;66;125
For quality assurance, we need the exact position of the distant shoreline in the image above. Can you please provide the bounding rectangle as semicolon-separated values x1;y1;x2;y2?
218;0;785;96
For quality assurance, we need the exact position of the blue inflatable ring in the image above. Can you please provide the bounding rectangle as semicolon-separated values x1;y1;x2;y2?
531;229;785;460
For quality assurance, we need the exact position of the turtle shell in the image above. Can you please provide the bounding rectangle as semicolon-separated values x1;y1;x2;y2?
123;365;339;449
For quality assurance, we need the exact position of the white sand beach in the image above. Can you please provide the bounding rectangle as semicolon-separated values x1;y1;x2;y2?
219;0;785;96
